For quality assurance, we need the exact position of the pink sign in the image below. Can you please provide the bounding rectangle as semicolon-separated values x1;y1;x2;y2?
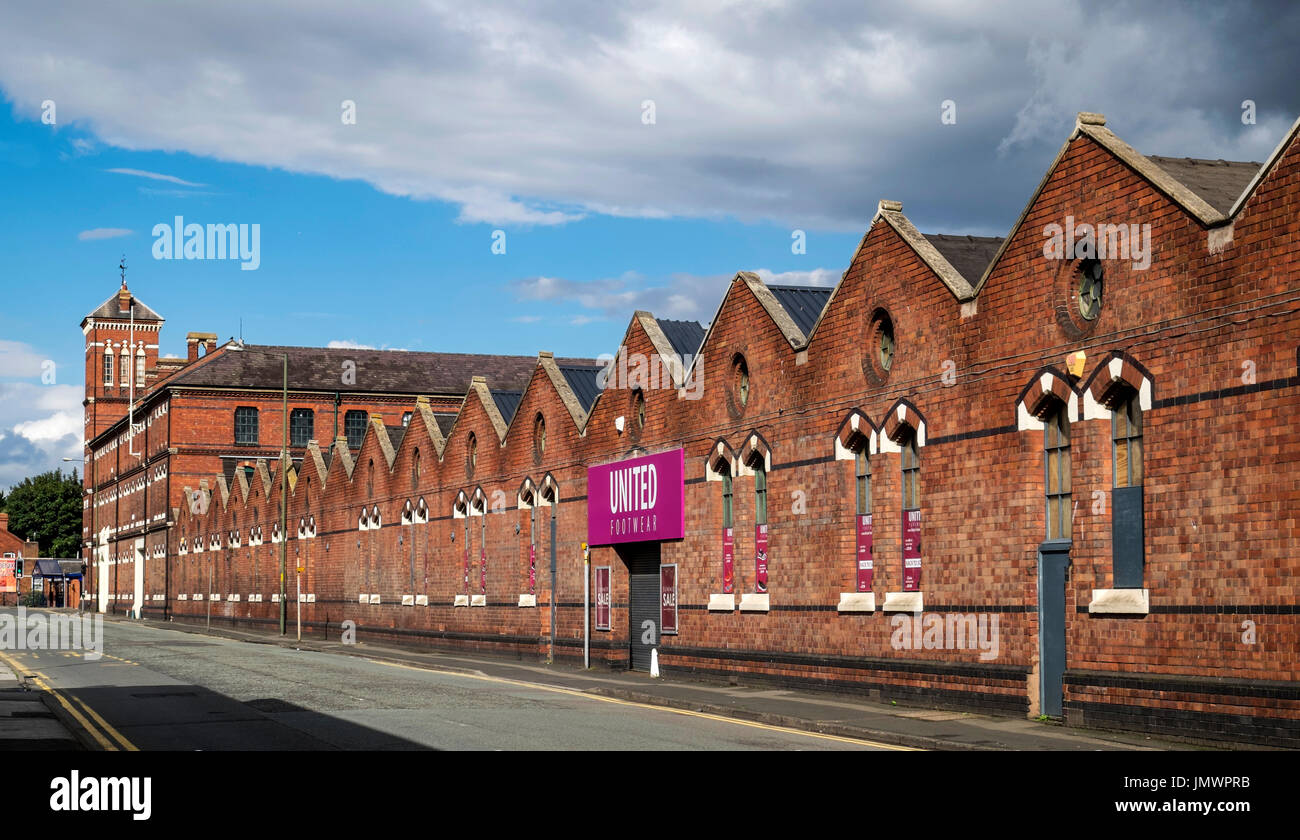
903;509;921;591
480;547;487;594
722;527;734;594
587;448;685;545
528;543;536;594
595;566;611;630
856;514;874;592
755;524;769;593
661;564;678;634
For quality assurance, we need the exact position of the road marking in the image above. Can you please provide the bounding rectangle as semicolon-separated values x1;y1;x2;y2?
0;650;119;751
67;691;139;752
366;658;918;750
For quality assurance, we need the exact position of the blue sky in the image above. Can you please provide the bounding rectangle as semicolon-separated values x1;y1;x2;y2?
0;0;1296;490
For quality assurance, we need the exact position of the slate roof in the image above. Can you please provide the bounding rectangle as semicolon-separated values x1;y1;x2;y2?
558;365;604;412
83;287;164;322
1146;156;1261;215
432;413;457;437
923;234;1006;284
166;344;597;395
765;285;833;338
656;319;706;359
386;425;406;452
490;390;523;425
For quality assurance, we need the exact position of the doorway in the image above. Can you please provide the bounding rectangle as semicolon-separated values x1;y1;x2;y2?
618;542;661;671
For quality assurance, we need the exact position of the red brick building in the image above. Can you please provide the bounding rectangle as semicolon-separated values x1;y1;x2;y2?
120;111;1300;746
80;289;598;620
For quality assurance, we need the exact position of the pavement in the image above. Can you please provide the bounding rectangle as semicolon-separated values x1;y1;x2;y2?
80;611;1204;751
0;657;82;750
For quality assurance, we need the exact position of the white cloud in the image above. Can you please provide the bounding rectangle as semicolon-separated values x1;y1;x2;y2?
753;268;841;287
77;227;133;240
14;411;81;444
0;341;48;378
326;339;375;349
0;3;1294;232
106;167;206;187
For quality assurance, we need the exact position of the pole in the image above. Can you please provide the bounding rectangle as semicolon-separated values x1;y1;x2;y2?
583;543;589;670
206;565;212;632
296;568;301;642
280;354;288;635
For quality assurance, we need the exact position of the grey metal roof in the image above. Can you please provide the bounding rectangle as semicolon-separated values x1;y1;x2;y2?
656;319;706;359
559;365;603;412
922;234;1005;284
490;390;523;425
1146;155;1261;215
84;287;163;322
385;425;406;451
764;285;833;338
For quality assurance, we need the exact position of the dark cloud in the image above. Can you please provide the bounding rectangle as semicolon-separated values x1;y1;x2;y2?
0;1;1293;233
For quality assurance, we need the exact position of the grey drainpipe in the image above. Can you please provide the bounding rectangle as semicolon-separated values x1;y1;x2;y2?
332;391;341;443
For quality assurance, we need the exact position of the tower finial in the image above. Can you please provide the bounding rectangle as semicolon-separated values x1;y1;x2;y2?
119;255;127;288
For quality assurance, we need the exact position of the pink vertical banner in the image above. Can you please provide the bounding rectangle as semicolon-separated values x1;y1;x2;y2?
595;566;611;630
480;547;487;594
856;514;874;592
660;564;678;634
755;524;769;594
722;527;735;594
903;509;922;591
528;544;537;594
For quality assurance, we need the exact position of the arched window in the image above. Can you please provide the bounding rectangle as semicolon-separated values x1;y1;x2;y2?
1112;390;1144;588
1045;403;1071;541
900;428;919;512
467;433;478;478
1113;393;1142;489
411;448;421;491
103;348;114;386
135;348;145;385
120;353;130;387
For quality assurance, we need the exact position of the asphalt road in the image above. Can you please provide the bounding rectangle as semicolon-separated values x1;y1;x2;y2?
1;609;889;751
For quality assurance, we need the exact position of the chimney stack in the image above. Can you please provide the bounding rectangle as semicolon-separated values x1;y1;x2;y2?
186;332;219;362
118;285;132;313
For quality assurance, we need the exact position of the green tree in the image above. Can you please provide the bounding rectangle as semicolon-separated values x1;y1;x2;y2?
4;468;82;557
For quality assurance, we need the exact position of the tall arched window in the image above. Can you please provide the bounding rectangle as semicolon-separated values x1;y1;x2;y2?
1044;404;1071;541
104;348;114;386
120;353;130;387
135;348;145;385
1112;391;1144;587
411;448;421;491
898;426;921;592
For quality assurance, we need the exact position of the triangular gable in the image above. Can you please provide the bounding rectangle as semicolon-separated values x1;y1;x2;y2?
970;112;1239;298
1228;112;1300;217
537;352;593;430
413;396;448;459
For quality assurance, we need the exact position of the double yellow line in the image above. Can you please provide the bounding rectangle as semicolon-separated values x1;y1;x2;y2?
0;650;138;751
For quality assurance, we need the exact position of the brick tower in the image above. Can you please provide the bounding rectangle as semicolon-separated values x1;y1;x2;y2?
81;269;164;445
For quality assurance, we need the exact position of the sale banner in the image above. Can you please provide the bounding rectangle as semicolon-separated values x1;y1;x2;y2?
528;543;536;594
755;524;769;594
721;527;734;594
595;566;611;630
0;556;15;594
903;509;922;591
661;564;678;634
856;514;874;592
480;547;487;594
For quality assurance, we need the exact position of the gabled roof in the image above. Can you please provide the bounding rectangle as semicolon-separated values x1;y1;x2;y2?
1146;156;1262;216
490;390;524;425
765;284;833;338
83;285;163;323
558;366;602;413
922;234;1005;286
655;319;706;360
